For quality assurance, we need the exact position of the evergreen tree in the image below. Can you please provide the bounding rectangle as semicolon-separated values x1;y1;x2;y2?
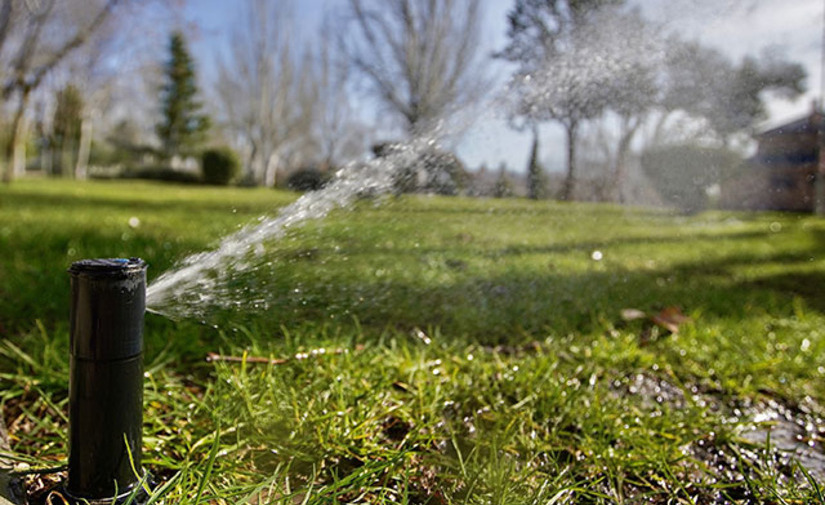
156;31;210;158
492;162;514;198
526;128;547;200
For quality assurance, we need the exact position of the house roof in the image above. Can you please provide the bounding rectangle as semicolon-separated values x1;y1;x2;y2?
756;111;824;139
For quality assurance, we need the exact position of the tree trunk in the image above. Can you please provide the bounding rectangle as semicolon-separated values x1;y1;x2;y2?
41;141;53;175
2;91;31;183
51;141;62;176
649;111;674;148
75;115;93;179
264;151;279;188
60;142;74;177
243;141;259;185
612;118;641;204
527;126;541;200
560;121;578;201
252;138;269;186
11;120;28;180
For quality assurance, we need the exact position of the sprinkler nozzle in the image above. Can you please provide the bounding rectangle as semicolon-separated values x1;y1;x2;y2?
64;258;150;504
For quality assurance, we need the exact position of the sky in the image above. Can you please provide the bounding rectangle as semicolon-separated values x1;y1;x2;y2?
183;0;825;173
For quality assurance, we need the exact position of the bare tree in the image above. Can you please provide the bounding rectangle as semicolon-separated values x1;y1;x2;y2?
0;0;122;183
339;0;486;135
313;29;369;169
215;0;366;185
215;0;308;186
54;13;125;179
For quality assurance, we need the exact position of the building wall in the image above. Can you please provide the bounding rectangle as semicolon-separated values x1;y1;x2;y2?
721;114;819;212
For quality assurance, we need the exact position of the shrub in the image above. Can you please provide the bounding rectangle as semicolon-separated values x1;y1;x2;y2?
121;165;201;184
373;142;467;195
492;169;515;198
286;167;331;192
641;144;742;214
201;147;240;185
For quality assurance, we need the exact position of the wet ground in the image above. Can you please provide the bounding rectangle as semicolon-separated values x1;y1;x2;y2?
616;371;825;486
740;397;825;482
4;364;823;503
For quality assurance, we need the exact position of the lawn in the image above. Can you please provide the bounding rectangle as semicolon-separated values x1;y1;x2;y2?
1;178;824;503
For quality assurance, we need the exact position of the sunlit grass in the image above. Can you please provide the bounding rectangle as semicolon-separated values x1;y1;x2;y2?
1;179;824;503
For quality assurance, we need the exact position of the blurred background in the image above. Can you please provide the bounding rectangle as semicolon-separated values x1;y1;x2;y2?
0;0;821;213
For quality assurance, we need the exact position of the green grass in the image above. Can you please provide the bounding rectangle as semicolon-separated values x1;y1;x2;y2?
1;178;824;503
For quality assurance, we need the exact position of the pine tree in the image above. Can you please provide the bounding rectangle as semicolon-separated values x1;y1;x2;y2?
526;128;547;200
156;31;210;158
493;162;514;198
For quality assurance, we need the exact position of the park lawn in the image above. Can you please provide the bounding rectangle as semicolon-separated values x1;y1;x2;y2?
1;178;824;503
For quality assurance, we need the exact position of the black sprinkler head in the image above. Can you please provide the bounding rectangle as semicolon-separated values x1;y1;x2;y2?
63;258;151;504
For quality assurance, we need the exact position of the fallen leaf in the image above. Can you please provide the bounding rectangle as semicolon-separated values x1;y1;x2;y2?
652;306;691;334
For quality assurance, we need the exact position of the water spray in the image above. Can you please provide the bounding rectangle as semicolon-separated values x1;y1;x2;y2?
64;258;150;504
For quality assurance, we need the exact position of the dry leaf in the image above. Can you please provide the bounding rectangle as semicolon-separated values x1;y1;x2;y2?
651;306;690;334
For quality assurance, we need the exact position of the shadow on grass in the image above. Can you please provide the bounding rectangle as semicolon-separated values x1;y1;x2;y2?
5;190;825;354
742;272;825;313
197;244;825;346
0;225;224;337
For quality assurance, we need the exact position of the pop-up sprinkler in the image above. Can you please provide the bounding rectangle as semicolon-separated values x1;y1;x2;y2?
65;258;150;504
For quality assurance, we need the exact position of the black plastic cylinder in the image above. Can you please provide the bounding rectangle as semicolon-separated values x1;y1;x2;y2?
67;258;147;502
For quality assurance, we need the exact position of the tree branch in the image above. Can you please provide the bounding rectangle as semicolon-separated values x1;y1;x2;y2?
3;0;121;100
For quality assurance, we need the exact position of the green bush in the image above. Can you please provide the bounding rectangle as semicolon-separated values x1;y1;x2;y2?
286;167;331;192
641;144;742;213
201;147;240;185
373;142;467;195
120;165;201;184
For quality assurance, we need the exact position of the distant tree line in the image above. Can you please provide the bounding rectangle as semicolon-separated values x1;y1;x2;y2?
0;0;808;209
498;0;806;203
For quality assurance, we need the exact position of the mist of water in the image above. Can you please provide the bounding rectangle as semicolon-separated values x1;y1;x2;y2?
144;10;708;320
145;134;444;319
